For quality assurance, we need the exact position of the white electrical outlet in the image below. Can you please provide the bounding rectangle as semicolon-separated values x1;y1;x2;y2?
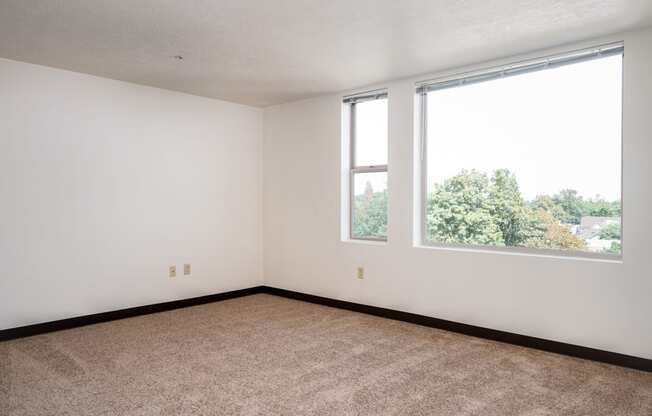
357;267;364;279
184;264;191;276
169;265;177;278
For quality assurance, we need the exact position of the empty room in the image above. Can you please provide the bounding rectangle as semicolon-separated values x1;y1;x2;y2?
1;1;651;415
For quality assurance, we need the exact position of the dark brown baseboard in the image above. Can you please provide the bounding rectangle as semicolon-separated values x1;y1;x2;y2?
262;286;651;373
0;286;265;342
1;284;649;373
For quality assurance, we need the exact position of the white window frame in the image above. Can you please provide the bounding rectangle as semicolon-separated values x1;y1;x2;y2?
416;42;624;260
343;90;388;242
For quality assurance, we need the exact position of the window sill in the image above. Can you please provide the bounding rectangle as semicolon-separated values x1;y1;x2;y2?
415;243;623;264
342;238;387;246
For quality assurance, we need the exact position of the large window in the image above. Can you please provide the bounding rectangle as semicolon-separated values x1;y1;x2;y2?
419;43;623;257
344;91;388;241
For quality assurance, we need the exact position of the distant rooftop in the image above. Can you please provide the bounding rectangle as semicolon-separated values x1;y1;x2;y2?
578;216;620;239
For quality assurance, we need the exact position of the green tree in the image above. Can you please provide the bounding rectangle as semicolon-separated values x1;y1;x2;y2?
525;210;586;250
553;189;584;224
582;197;621;217
530;195;567;222
603;241;622;254
488;169;539;246
532;192;621;225
352;181;387;238
598;222;621;239
426;170;503;245
426;170;595;250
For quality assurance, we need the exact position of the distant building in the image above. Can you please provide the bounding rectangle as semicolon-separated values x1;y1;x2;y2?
577;216;620;252
587;237;618;252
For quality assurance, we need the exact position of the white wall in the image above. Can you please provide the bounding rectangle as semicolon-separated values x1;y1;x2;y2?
263;28;652;359
0;59;264;330
2;28;650;360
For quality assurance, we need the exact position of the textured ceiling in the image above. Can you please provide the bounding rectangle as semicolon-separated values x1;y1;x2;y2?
1;1;651;107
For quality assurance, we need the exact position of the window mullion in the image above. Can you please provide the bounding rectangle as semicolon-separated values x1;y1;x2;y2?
350;103;356;169
352;165;387;174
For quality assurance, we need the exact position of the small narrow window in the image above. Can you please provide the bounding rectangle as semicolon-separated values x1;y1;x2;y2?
344;91;388;241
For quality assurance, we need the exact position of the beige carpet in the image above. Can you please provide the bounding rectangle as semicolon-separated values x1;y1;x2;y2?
1;294;651;415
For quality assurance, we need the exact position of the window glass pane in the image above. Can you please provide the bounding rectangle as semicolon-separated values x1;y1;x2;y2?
425;53;622;255
354;98;388;166
352;171;388;239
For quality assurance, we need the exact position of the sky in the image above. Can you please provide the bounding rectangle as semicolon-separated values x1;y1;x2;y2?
353;98;388;196
426;54;622;201
352;54;622;201
354;98;388;167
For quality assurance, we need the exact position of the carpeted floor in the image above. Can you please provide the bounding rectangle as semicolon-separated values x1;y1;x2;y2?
1;294;651;415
